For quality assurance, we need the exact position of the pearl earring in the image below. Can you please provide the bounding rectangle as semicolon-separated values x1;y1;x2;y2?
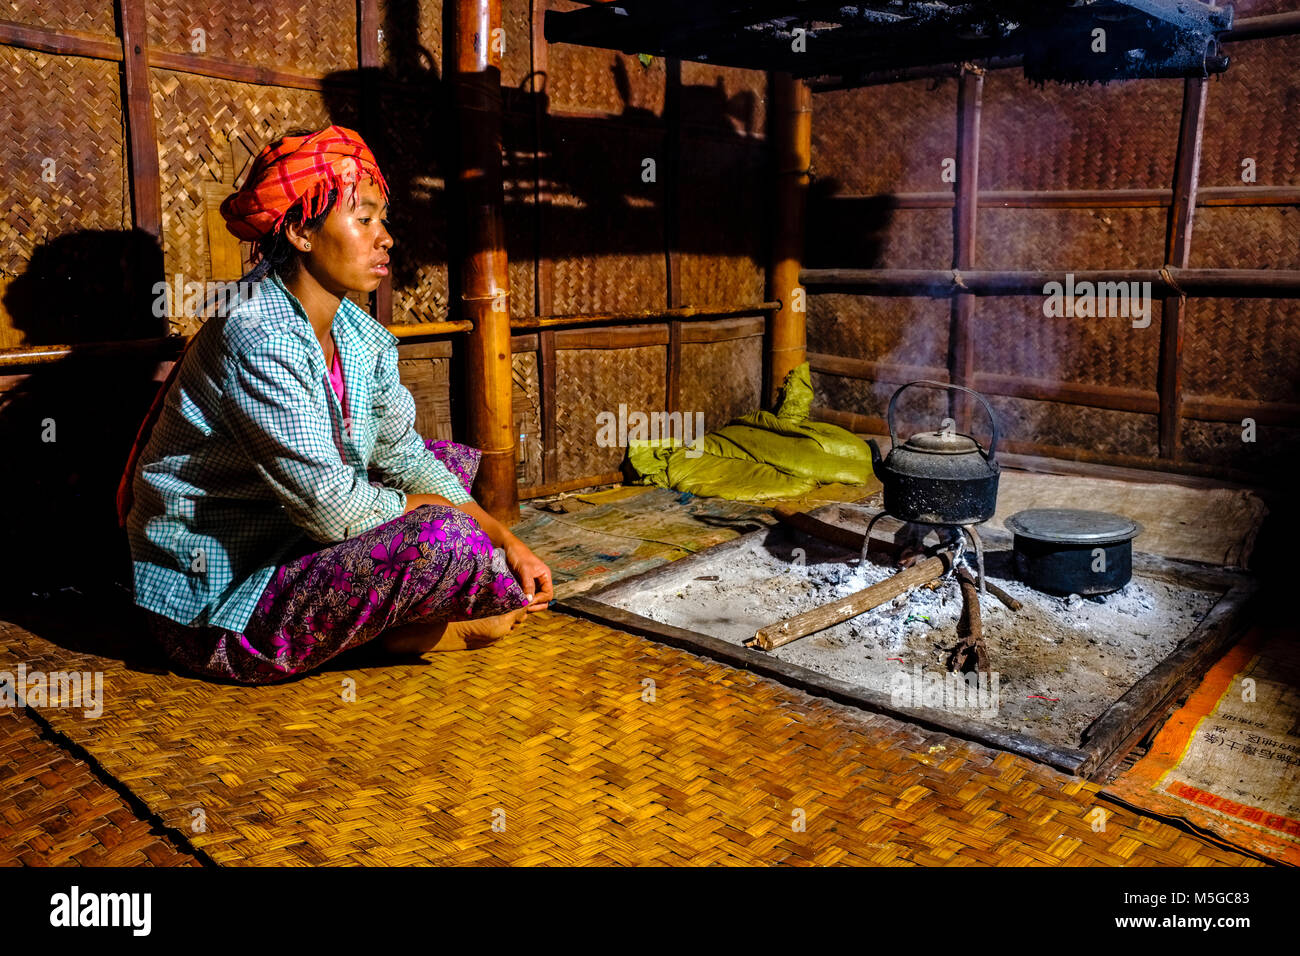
304;242;311;250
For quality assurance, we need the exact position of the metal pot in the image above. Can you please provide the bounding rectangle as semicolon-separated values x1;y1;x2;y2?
867;381;1000;526
1004;508;1143;596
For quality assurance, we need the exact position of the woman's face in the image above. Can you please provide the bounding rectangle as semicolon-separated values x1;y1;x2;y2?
296;178;393;295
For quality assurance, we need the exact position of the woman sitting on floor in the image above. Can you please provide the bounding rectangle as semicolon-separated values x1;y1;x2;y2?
119;125;552;685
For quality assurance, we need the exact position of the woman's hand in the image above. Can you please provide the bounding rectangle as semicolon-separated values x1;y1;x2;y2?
504;537;554;612
403;492;553;610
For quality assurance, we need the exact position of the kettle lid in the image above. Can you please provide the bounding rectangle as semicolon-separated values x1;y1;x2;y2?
902;430;981;455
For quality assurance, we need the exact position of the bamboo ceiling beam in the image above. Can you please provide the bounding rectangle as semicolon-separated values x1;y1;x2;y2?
5;11;1293;95
1221;10;1300;42
448;0;518;523
808;12;1300;91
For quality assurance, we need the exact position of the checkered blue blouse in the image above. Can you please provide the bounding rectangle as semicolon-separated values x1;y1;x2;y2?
126;271;472;633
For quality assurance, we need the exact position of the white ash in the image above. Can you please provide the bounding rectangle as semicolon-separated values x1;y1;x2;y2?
609;534;1219;749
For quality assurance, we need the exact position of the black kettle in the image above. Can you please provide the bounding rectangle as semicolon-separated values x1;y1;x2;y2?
867;381;1000;526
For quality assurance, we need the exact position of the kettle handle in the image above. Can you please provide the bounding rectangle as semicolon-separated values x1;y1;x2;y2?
886;380;999;458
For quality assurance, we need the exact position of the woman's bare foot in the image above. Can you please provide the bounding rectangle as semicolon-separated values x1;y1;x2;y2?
381;606;529;654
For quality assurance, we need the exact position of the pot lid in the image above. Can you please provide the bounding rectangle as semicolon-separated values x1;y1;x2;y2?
1004;508;1142;544
902;430;981;455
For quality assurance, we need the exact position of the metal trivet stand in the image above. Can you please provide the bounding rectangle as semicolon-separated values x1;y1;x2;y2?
859;511;992;674
859;511;987;594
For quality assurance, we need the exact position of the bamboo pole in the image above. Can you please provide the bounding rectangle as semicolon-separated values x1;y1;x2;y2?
1159;76;1209;461
950;67;983;432
530;0;558;486
448;0;517;522
764;71;810;408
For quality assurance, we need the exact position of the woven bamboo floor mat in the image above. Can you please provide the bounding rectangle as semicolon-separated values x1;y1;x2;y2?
0;709;201;866
0;608;1264;866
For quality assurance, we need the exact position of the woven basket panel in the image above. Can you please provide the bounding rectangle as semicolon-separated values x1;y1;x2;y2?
1188;206;1300;270
811;78;958;194
375;0;442;76
978;207;1167;271
677;136;764;306
988;395;1161;458
807;202;952;270
982;73;1183;191
547;1;666;116
0;711;203;866
4;0;115;34
1200;34;1300;186
680;60;766;137
808;293;951;368
146;0;359;77
975;296;1164;390
1184;298;1300;402
556;342;666;478
1180;420;1300;476
546;124;666;313
680;334;762;433
0;49;129;279
151;70;361;336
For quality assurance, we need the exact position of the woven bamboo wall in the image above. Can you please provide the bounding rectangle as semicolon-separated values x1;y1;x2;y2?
0;46;131;346
0;0;772;501
807;9;1300;481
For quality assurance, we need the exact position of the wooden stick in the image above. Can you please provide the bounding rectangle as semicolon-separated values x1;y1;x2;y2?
956;565;1021;612
749;548;956;651
949;569;990;674
771;505;867;553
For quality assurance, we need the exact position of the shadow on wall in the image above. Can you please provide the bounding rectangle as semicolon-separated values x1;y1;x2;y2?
312;0;767;308
0;229;167;609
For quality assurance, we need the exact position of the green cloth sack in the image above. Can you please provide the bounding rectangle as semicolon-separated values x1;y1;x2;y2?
625;362;875;500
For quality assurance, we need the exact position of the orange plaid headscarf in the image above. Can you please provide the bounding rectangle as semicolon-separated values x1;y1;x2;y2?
219;125;389;246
